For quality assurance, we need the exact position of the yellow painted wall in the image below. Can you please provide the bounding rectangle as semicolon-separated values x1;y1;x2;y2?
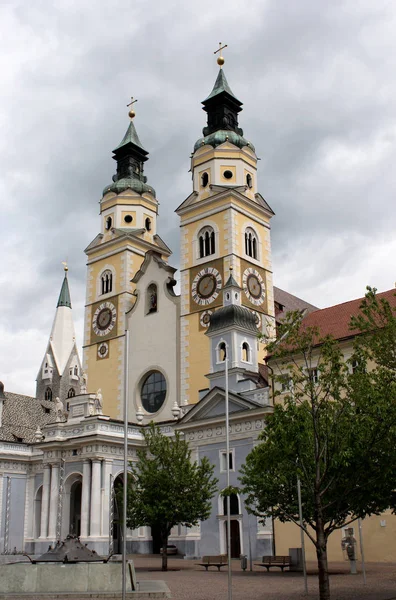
85;335;123;418
275;511;396;562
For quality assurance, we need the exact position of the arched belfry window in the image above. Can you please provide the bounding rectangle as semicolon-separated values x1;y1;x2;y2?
67;388;75;398
242;342;250;362
198;226;215;259
245;227;258;260
45;387;53;401
201;172;209;187
218;342;227;362
147;283;158;314
101;270;113;295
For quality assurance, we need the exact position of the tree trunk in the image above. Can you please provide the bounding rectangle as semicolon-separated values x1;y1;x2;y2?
316;522;330;600
161;533;168;572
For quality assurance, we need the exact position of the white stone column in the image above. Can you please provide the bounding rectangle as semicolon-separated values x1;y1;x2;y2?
90;459;101;537
101;460;113;538
48;463;59;539
80;459;91;538
39;464;51;538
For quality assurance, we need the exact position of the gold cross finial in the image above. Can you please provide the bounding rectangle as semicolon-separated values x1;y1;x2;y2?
214;42;227;67
127;96;138;119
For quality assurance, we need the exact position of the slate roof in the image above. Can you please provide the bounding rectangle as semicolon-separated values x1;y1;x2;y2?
0;391;56;444
274;286;319;322
301;288;396;342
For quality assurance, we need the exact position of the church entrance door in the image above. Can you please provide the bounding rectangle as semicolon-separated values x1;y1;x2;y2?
225;520;241;558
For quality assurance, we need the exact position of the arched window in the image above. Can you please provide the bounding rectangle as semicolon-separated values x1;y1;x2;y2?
198;226;215;259
45;387;52;401
147;283;158;314
201;172;209;187
223;493;239;515
74;366;78;376
105;216;112;230
145;217;152;231
244;227;258;260
101;270;113;295
242;342;250;362
246;173;253;188
218;342;227;362
67;388;75;398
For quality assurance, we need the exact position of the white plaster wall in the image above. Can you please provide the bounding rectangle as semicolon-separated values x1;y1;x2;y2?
126;257;180;423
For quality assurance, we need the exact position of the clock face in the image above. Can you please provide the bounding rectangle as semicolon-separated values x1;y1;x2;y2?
200;310;213;328
251;310;262;328
92;301;117;337
97;342;109;359
192;268;222;306
243;268;265;306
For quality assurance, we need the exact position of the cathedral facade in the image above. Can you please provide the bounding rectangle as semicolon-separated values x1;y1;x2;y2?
1;61;394;563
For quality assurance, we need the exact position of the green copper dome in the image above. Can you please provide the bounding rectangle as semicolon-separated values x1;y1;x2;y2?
194;130;255;153
103;178;156;197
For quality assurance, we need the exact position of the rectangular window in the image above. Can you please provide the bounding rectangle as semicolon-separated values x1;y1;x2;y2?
308;368;319;384
280;376;293;393
220;450;234;472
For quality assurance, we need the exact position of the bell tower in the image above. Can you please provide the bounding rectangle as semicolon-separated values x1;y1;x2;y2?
176;50;275;405
83;103;172;419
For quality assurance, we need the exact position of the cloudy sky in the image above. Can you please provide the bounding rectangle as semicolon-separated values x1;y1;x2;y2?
1;0;396;396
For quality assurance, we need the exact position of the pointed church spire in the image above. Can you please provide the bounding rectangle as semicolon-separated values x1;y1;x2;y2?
57;266;72;308
201;68;243;138
104;100;156;197
203;68;240;104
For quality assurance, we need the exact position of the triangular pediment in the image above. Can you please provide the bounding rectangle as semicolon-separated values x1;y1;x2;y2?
178;387;261;425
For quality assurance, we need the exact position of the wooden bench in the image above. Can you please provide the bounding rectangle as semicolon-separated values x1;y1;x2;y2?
255;555;291;572
196;554;228;571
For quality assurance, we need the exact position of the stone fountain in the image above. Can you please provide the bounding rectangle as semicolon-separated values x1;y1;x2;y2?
0;535;170;598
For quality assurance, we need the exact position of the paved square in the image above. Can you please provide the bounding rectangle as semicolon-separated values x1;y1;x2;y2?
132;556;396;600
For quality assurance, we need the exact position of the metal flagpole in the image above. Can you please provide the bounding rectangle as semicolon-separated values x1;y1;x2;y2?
297;477;308;595
225;353;232;600
122;329;130;600
358;519;366;585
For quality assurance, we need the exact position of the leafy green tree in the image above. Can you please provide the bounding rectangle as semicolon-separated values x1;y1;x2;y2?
240;293;396;600
125;422;218;571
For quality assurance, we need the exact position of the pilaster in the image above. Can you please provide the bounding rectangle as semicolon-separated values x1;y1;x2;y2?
48;463;59;540
81;459;91;538
90;459;102;537
39;464;51;539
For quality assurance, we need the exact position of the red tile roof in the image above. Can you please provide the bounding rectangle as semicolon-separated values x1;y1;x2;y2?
301;288;396;342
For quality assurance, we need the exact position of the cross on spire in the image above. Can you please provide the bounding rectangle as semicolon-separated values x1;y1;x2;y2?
214;42;227;67
127;97;138;119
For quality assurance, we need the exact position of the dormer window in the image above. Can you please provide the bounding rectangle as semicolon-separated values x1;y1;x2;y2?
101;270;113;295
145;218;152;231
198;226;215;259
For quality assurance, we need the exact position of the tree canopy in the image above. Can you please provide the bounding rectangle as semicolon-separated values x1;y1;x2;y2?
240;289;396;600
125;422;218;570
